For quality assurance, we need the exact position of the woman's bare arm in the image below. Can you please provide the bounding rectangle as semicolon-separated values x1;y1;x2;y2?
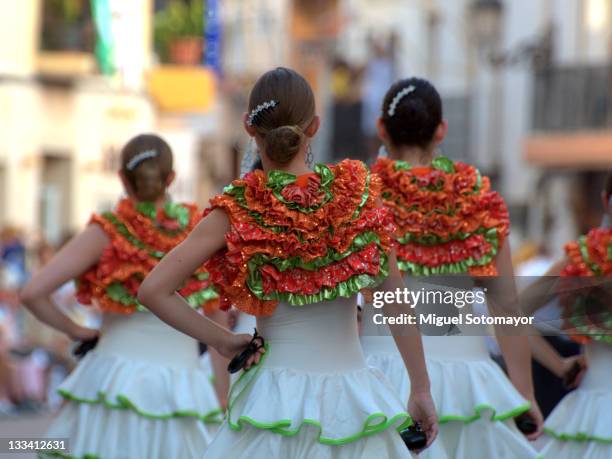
138;209;261;364
484;241;543;440
20;224;108;340
377;249;438;448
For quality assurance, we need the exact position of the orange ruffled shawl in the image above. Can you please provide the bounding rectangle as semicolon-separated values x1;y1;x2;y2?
76;198;218;314
371;156;510;275
560;227;612;344
204;159;395;317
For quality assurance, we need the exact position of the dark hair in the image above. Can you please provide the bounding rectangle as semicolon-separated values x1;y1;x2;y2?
120;134;173;202
605;170;612;199
248;67;315;165
381;77;443;149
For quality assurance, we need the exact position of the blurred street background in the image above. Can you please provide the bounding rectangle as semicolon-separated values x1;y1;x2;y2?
0;0;610;438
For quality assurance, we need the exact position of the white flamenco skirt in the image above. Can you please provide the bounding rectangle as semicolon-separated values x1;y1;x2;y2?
204;299;415;459
41;312;222;459
361;335;541;459
541;341;612;459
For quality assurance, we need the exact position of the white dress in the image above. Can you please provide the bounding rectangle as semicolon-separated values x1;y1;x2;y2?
204;298;415;459
361;302;541;459
42;312;222;459
541;341;612;459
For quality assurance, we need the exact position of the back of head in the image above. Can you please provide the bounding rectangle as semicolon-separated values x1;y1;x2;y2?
248;67;315;165
605;170;612;201
120;134;173;202
381;77;442;149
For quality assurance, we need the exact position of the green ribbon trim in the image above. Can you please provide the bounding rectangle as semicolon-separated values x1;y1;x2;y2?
578;235;603;275
438;402;531;425
544;427;612;444
105;282;217;311
397;228;500;275
431;156;455;174
352;168;371;220
185;287;220;308
566;296;612;344
393;160;412;171
38;453;100;459
57;389;223;424
245;250;389;306
223;184;284;233
266;164;335;214
249;232;382;273
102;212;165;258
226;343;412;445
135;201;191;232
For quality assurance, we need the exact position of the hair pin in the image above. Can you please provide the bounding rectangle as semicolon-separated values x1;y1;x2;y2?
247;100;278;126
126;149;158;171
387;85;416;117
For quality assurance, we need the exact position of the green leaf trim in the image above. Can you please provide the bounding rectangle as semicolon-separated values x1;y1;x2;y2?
397;228;500;275
57;389;223;424
566;296;612;344
431;156;456;174
543;427;612;444
352;168;371;220
135;201;191;232
578;235;603;275
245;249;389;306
393;160;411;171
185;287;220;308
102;212;165;258
105;282;218;312
163;201;191;229
266;164;335;214
226;343;412;445
249;232;382;273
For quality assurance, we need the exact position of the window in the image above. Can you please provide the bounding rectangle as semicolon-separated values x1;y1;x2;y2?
40;0;94;52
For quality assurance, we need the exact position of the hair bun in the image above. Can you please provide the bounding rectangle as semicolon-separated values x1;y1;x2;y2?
264;125;304;165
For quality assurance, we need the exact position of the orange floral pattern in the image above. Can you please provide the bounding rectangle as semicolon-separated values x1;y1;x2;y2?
560;227;612;344
76;199;218;314
204;160;395;316
372;156;510;275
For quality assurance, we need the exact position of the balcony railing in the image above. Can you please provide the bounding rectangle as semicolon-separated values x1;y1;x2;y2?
532;64;612;132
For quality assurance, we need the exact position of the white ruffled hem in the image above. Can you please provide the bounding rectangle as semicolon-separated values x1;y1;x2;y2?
44;401;212;459
420;416;542;459
58;350;222;423
544;388;612;444
204;421;416;459
364;352;530;422
227;362;410;445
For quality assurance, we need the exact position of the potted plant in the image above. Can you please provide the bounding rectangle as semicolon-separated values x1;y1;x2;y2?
154;0;205;65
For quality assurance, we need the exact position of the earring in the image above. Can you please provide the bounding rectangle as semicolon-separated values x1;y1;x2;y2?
240;139;257;177
305;144;314;167
377;145;389;158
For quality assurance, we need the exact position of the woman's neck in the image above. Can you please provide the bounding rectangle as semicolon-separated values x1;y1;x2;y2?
389;145;435;167
260;144;312;176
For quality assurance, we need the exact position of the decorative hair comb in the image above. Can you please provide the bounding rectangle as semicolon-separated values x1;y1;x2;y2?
126;149;158;171
387;85;416;117
247;100;279;126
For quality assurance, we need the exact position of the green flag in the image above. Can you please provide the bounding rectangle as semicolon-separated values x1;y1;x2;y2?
91;0;115;75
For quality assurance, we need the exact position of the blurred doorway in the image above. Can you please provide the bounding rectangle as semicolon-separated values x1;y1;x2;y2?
39;155;72;245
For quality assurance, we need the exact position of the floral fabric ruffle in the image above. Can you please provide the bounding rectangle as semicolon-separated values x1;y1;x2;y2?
560;227;612;344
371;156;510;275
205;160;395;316
76;199;218;314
